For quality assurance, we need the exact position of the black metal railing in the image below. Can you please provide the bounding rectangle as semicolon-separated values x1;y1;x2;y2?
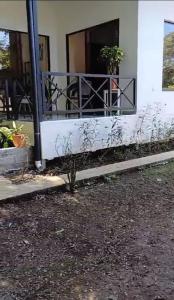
41;72;136;120
0;77;33;120
0;72;136;121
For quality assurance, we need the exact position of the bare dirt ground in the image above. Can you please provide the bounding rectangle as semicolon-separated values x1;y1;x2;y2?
1;162;174;300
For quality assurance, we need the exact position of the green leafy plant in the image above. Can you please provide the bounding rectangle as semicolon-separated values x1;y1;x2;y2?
100;45;125;74
0;122;26;149
0;126;13;148
11;121;23;135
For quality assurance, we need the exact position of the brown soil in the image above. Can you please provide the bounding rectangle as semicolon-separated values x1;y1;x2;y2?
1;162;174;300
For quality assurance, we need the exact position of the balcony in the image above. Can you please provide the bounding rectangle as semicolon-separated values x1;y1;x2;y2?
0;72;136;122
42;72;136;119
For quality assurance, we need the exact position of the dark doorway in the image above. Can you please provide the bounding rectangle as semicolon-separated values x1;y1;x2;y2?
66;20;119;115
66;19;119;74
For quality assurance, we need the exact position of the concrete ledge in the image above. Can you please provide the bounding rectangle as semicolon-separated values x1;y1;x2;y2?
75;150;174;180
0;175;65;201
0;150;174;202
0;147;33;174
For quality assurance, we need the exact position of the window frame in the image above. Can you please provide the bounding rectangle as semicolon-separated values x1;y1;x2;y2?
162;20;174;91
0;27;50;74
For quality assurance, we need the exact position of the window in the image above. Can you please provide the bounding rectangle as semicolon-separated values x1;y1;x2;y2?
0;30;10;71
0;28;49;78
163;21;174;90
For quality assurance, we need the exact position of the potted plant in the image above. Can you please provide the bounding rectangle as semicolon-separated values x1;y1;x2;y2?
0;126;14;148
11;121;26;148
100;45;125;89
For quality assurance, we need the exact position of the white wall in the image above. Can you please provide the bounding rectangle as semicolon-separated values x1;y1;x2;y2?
41;101;174;159
41;115;137;159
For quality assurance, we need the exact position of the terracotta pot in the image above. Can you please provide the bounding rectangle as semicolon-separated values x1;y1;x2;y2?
112;79;118;90
12;134;26;148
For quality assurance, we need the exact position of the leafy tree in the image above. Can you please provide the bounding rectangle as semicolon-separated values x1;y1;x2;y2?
163;32;174;88
0;32;10;70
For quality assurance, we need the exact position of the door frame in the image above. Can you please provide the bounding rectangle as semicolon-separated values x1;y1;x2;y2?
66;19;119;74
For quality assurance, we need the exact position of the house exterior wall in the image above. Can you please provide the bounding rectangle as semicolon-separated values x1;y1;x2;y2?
0;0;139;159
1;1;174;160
40;1;139;159
41;1;174;160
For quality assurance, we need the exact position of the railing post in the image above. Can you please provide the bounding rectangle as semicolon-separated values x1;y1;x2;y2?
5;80;10;119
79;76;82;118
133;78;136;109
109;76;112;116
26;0;42;167
41;72;46;117
12;79;18;120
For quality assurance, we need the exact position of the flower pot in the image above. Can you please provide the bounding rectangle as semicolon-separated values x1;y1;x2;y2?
12;133;26;148
112;79;118;90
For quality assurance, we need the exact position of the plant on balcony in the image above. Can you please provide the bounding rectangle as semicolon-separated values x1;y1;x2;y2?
100;45;125;75
100;45;125;91
11;122;26;148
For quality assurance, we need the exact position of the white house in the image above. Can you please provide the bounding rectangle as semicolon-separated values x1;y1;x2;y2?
0;0;174;166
